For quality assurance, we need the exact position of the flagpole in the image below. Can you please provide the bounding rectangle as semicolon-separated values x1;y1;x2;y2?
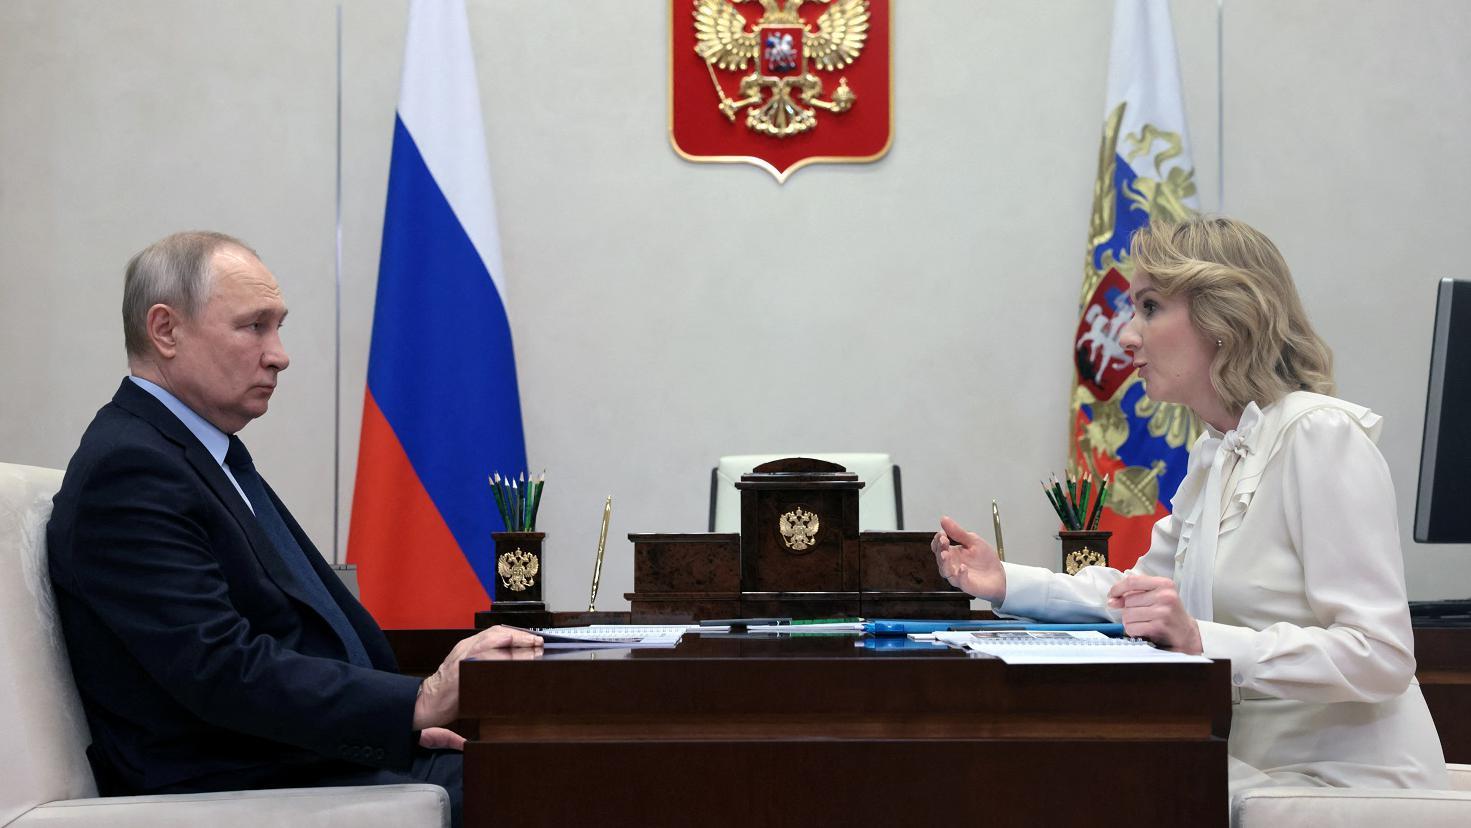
332;1;344;565
1217;0;1224;213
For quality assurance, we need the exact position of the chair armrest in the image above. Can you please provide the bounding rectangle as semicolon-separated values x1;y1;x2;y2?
1234;786;1471;828
12;784;447;827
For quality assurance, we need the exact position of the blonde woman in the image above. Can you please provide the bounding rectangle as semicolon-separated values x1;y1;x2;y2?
933;217;1446;795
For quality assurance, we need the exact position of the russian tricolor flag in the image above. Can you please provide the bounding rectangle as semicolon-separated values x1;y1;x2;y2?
349;0;525;628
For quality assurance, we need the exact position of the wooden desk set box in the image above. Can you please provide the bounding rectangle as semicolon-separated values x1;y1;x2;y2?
625;457;968;621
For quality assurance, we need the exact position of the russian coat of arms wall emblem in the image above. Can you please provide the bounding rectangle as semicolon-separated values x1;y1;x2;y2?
670;0;892;182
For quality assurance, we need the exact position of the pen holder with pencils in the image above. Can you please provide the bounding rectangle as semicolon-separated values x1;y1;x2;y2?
1059;530;1110;575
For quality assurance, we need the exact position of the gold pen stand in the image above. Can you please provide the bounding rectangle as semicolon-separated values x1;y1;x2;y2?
1058;530;1110;575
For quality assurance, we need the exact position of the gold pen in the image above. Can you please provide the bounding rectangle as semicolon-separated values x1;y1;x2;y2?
587;495;612;612
991;499;1006;563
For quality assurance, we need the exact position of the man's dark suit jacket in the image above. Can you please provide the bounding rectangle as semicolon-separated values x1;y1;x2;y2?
47;379;422;794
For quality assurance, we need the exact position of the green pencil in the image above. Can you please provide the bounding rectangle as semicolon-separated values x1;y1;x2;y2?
517;477;528;531
528;471;545;531
1069;475;1085;529
518;472;530;531
1051;475;1076;529
514;479;526;532
1087;475;1110;530
1065;474;1082;530
489;473;510;528
1059;476;1082;529
1082;476;1094;529
1041;481;1070;527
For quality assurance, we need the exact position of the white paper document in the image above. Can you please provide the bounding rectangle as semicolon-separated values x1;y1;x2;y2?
517;625;686;649
930;630;1212;664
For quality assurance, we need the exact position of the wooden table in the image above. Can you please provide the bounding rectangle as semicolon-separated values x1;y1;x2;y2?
458;634;1230;826
1415;624;1471;764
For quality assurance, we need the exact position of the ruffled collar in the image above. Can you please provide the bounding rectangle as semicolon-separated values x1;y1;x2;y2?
1182;400;1264;490
1174;400;1264;620
1198;400;1264;461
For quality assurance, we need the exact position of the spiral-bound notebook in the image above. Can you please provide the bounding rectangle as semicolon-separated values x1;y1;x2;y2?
512;625;686;649
930;630;1212;664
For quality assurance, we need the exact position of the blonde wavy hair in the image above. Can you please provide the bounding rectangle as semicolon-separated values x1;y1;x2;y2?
1128;216;1335;414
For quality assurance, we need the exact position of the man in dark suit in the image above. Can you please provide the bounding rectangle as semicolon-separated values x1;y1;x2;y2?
47;231;540;826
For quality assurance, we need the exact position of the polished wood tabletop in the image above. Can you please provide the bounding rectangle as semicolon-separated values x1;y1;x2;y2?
458;633;1231;827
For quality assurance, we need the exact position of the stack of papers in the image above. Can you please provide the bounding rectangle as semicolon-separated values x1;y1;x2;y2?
521;625;687;649
928;630;1212;664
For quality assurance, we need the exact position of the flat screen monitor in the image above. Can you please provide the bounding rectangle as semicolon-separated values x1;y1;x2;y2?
1414;278;1471;542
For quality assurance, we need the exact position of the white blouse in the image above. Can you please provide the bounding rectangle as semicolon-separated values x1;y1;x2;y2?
998;391;1448;793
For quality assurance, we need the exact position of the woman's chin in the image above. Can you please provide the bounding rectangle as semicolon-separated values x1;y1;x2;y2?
1140;380;1178;406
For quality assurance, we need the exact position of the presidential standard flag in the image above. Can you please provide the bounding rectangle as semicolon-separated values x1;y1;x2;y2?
348;0;526;628
1070;0;1201;571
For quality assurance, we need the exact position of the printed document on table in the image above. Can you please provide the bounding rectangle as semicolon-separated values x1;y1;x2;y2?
931;630;1212;664
510;625;686;649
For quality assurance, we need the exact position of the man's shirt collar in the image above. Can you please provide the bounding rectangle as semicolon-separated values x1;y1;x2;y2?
127;376;230;466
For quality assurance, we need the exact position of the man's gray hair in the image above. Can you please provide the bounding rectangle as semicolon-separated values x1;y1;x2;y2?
122;231;258;358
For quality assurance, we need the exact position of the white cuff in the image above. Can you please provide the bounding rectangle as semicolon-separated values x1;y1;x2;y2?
1199;620;1257;687
995;562;1055;619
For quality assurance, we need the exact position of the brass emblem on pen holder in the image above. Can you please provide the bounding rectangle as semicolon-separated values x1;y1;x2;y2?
778;507;820;551
1059;530;1110;575
483;531;547;627
497;548;539;592
1064;547;1107;575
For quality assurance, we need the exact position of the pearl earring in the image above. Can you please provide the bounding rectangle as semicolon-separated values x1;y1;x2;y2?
1216;339;1223;347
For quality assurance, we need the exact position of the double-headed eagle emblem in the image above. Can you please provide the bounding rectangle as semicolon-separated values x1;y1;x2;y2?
497;548;539;592
1064;546;1108;576
694;0;871;137
778;507;821;551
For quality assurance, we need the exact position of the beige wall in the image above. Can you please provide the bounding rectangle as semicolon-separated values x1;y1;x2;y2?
3;0;1469;615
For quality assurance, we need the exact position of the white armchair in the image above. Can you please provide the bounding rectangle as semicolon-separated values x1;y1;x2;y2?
0;461;447;827
1233;764;1471;827
709;453;903;532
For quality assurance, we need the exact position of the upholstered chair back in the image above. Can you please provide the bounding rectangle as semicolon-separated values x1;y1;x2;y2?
0;462;97;823
711;453;902;533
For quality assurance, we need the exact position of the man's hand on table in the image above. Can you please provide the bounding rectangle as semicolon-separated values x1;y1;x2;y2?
412;625;543;730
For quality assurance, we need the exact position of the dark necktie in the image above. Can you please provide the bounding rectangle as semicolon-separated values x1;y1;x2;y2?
225;436;373;668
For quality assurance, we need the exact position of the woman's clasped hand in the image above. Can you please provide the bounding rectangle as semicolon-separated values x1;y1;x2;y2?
1105;574;1203;653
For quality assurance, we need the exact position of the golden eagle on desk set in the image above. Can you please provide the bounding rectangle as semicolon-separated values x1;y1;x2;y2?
670;0;893;182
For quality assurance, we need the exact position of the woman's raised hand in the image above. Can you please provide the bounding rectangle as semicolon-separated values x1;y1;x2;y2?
931;515;1007;604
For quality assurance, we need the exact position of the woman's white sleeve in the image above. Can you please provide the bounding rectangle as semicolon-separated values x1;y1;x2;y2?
1196;410;1416;703
997;510;1183;622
